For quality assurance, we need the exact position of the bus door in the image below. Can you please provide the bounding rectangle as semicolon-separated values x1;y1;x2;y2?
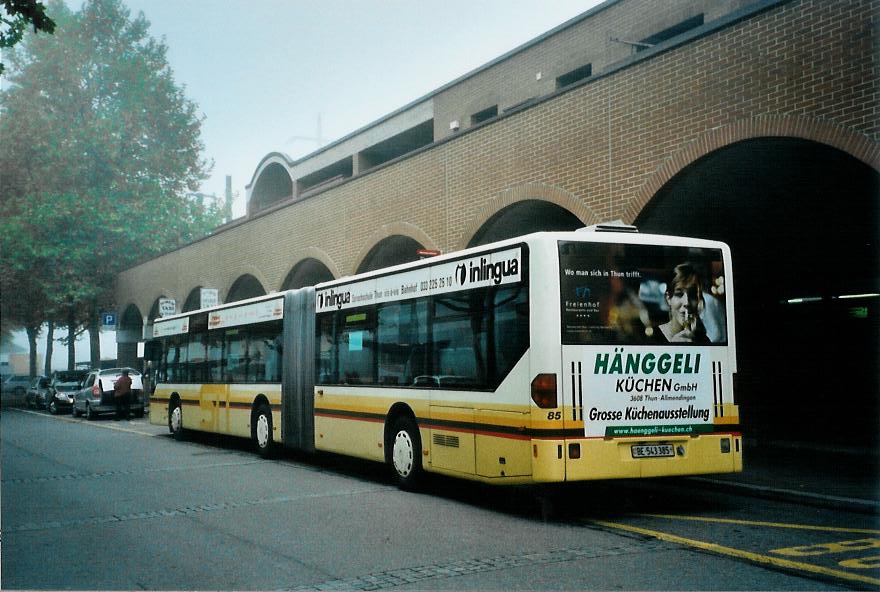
196;329;227;433
427;350;477;476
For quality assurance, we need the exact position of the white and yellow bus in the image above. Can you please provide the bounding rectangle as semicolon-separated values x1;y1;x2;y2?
148;227;742;487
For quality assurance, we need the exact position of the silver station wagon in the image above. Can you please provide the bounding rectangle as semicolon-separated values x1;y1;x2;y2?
72;368;145;419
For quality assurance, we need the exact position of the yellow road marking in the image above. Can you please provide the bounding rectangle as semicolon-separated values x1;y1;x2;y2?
772;538;880;557
590;519;880;587
638;514;880;535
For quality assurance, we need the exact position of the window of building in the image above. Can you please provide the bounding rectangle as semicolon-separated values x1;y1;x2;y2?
470;105;498;126
639;14;704;50
555;64;593;89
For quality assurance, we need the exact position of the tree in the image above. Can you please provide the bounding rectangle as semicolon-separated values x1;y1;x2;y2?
1;0;56;75
0;0;223;371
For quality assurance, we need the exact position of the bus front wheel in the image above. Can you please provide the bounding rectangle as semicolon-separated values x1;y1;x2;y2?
253;404;274;459
389;417;423;490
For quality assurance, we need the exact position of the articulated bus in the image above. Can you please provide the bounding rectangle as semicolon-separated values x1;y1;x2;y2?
147;227;742;487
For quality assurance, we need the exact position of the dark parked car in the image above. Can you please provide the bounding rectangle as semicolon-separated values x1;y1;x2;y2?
25;376;50;409
46;370;89;414
72;368;145;419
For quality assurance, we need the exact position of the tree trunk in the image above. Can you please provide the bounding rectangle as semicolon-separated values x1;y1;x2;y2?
67;307;77;371
26;325;39;378
89;302;101;368
44;320;54;376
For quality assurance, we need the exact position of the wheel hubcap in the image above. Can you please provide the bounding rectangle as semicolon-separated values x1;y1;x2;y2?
256;414;270;448
392;430;414;477
171;406;182;432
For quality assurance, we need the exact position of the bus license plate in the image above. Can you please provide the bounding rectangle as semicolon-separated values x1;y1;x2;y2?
631;444;674;458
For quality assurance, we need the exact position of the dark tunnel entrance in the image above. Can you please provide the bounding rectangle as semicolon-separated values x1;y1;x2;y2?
637;138;879;450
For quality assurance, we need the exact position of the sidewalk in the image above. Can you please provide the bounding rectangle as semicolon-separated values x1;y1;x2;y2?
693;440;880;514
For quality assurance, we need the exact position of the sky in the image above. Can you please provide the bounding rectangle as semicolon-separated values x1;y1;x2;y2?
114;0;602;217
11;0;603;368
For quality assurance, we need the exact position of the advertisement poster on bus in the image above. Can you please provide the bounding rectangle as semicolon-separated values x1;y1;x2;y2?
565;345;718;437
558;241;728;437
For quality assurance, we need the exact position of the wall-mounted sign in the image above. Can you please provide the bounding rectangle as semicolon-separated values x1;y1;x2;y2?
200;288;219;309
158;298;176;317
100;311;117;328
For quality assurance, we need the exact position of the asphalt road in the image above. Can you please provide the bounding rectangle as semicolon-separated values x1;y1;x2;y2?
2;408;877;590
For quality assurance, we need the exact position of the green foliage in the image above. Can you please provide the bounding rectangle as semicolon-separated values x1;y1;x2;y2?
0;0;223;355
0;0;56;75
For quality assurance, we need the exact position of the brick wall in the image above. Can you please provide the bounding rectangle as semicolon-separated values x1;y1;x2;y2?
117;0;879;322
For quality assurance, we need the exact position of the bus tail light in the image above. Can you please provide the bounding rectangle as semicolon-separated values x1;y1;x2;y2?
531;374;557;408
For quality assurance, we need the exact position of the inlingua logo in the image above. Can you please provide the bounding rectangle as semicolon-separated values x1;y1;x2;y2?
467;255;519;285
318;289;351;310
453;254;521;287
455;263;467;286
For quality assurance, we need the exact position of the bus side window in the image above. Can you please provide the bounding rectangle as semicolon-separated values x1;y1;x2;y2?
433;291;487;388
329;310;375;385
491;284;529;381
165;336;188;383
206;331;223;383
225;329;248;383
244;320;278;383
378;300;428;386
317;314;338;384
188;332;208;383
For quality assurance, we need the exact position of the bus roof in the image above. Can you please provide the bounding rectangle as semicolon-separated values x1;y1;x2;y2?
315;228;730;291
152;227;730;323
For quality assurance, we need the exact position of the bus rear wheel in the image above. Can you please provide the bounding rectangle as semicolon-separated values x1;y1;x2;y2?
252;404;274;459
389;417;423;490
169;401;185;441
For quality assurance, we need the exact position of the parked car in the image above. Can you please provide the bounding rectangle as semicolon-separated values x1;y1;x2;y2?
72;368;145;419
25;375;50;409
46;370;89;414
2;374;31;397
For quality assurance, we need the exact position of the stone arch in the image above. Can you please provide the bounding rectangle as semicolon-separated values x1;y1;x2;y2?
248;153;294;215
635;136;879;449
144;292;174;344
147;291;175;322
460;182;600;250
182;286;203;312
353;222;439;275
280;247;339;290
226;273;267;303
222;264;271;301
625;115;880;222
181;280;222;312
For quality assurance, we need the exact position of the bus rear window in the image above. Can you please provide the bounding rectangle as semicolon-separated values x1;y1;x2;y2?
558;241;728;345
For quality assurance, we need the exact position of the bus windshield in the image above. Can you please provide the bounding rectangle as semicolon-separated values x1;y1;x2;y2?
558;241;728;346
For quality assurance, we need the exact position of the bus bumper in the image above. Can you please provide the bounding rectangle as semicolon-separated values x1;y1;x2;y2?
532;433;742;482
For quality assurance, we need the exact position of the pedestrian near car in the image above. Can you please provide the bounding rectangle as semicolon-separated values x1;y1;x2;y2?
113;370;132;420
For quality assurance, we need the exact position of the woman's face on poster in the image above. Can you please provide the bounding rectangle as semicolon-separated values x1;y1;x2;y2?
666;279;702;327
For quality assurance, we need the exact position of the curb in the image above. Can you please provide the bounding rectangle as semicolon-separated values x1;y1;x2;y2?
689;476;879;515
